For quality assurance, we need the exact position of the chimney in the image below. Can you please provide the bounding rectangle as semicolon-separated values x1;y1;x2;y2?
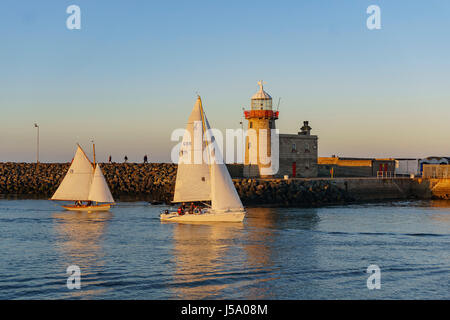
299;121;312;135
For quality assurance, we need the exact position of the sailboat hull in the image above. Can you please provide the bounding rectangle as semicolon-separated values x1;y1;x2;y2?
62;204;112;212
160;211;245;223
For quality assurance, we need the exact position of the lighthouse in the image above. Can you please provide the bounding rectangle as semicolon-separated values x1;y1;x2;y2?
244;81;279;178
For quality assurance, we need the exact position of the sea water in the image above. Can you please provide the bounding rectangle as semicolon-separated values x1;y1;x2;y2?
0;199;449;299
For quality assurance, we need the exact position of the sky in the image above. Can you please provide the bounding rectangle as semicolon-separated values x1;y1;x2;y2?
1;0;449;163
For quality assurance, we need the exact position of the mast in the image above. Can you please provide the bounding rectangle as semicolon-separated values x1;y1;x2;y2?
92;140;96;168
199;96;212;167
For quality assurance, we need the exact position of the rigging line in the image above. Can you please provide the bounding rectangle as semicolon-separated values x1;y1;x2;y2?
199;102;215;208
199;99;213;168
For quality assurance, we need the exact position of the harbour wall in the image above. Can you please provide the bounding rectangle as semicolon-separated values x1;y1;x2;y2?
0;163;449;205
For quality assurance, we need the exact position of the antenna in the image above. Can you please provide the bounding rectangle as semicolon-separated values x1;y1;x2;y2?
277;97;281;111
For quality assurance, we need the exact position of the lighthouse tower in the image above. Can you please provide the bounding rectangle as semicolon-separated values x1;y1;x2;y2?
244;81;279;178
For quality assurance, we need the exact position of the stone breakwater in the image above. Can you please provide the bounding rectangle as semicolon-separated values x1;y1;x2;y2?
0;162;352;205
234;179;353;206
0;163;448;205
0;163;176;203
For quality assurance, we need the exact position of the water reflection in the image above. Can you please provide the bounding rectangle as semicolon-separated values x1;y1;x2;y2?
244;208;278;268
242;208;280;299
244;207;321;299
170;222;244;299
427;200;450;228
428;200;450;209
246;207;320;231
169;208;320;299
52;211;112;298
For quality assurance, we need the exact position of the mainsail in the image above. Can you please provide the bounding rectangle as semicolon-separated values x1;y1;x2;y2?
173;96;212;202
88;164;115;203
51;145;94;201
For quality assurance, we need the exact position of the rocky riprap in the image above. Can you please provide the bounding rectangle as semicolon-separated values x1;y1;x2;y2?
0;163;353;206
236;178;353;206
0;163;176;203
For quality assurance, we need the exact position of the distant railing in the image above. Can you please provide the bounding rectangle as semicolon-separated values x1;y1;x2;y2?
377;171;395;179
423;164;450;179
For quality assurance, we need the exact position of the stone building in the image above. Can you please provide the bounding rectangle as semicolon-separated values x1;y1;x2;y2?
278;122;318;178
243;81;318;178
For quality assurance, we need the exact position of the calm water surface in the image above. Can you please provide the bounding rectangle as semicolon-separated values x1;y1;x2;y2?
0;199;449;299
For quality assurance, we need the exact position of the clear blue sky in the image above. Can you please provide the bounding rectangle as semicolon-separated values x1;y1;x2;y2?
1;0;449;162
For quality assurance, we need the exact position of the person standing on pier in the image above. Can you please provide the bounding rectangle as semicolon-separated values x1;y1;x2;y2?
108;155;112;163
144;155;148;163
124;155;128;163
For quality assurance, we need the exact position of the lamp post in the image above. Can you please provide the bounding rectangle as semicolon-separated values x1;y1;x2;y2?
34;123;39;164
241;107;245;164
91;139;96;166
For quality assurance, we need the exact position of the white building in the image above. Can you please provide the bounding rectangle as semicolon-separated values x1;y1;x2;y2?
419;157;450;175
395;157;450;176
395;159;420;176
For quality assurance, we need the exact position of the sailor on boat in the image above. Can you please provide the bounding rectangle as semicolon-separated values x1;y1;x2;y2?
174;202;202;216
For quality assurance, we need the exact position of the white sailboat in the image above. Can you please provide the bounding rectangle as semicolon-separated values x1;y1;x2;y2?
160;96;245;222
51;144;115;212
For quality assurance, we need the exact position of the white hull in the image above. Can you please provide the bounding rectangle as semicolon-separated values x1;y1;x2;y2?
160;210;245;223
62;204;112;212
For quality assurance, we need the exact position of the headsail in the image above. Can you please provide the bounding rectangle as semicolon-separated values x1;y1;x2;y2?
204;115;244;212
173;96;211;203
88;164;115;203
51;145;94;201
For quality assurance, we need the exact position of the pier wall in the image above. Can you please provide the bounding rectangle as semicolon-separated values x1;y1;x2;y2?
0;163;449;205
330;178;412;201
410;178;450;200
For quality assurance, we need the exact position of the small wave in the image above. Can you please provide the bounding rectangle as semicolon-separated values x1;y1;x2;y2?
403;233;444;237
325;230;448;237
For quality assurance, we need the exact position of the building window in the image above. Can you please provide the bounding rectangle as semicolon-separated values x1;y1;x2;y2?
249;122;253;128
305;160;310;169
292;143;297;153
305;143;310;153
269;121;272;129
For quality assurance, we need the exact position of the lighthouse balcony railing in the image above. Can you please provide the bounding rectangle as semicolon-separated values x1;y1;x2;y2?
244;110;279;119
